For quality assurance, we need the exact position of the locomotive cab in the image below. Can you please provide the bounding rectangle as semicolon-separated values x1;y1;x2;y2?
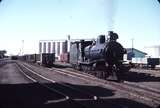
96;35;106;44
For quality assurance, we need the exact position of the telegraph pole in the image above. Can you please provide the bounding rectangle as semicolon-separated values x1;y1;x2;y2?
131;38;134;53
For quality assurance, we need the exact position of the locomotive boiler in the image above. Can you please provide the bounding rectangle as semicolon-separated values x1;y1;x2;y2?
84;31;125;65
70;31;130;81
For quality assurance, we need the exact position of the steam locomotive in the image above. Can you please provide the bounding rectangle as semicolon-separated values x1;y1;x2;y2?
70;31;130;81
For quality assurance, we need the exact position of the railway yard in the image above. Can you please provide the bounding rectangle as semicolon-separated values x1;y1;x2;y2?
0;60;159;108
1;0;160;108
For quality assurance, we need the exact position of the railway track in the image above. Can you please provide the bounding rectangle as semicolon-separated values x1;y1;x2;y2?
46;66;160;107
16;62;128;108
131;68;160;77
18;62;160;108
48;67;160;99
16;63;99;108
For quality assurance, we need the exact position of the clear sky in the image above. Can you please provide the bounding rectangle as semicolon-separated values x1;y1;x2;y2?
0;0;160;55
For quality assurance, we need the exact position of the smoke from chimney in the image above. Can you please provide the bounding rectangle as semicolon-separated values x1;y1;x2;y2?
105;0;117;31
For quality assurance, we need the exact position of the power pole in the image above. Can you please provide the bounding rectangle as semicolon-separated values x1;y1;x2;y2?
21;40;24;55
131;38;134;53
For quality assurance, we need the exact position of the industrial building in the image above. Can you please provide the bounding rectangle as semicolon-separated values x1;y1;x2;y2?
144;46;160;58
39;35;93;61
39;39;69;60
125;48;160;67
126;48;147;60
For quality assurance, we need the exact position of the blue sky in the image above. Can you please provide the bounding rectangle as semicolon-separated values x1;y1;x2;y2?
0;0;160;55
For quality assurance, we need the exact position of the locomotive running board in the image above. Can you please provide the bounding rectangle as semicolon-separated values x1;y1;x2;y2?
79;59;105;65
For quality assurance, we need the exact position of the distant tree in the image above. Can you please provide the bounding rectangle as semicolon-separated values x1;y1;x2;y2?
2;50;7;54
0;50;7;58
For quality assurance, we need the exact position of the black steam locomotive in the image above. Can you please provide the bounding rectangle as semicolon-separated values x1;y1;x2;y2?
70;31;130;81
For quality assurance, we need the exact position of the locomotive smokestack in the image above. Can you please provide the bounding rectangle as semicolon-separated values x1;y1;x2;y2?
107;31;113;41
108;31;118;41
108;31;114;36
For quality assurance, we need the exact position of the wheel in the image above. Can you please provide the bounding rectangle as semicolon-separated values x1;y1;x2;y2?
81;65;88;73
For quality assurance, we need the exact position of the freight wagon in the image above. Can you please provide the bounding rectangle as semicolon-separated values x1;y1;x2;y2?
132;57;160;69
41;53;55;67
17;53;55;67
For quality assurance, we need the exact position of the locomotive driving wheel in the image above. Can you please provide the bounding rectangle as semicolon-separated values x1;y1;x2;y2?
106;64;118;81
81;65;88;73
81;64;92;74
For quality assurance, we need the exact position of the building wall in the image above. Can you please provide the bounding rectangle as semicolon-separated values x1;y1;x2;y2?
144;46;160;58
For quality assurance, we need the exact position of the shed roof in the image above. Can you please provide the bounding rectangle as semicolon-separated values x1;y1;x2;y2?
126;48;147;55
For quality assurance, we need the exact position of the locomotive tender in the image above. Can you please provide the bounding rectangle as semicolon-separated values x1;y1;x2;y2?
70;31;130;81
